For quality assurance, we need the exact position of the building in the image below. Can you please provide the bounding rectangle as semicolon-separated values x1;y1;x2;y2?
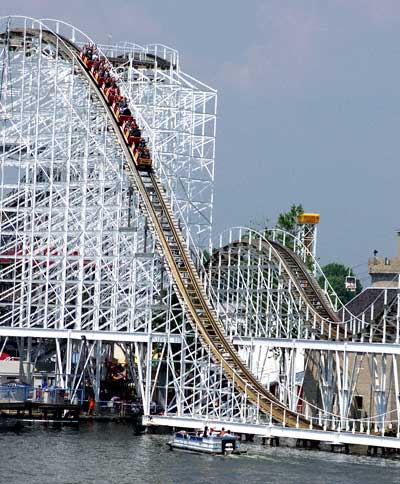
368;232;400;287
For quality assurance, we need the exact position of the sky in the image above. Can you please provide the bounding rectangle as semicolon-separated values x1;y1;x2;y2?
1;0;400;286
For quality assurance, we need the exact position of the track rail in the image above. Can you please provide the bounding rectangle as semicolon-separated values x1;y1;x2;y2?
267;240;340;323
267;240;355;341
5;27;313;429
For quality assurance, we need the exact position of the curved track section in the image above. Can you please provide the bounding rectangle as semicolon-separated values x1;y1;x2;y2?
268;239;339;323
208;233;352;341
4;26;311;429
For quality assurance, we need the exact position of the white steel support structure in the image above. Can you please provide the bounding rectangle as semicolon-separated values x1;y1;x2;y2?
0;17;219;416
0;17;264;431
207;227;400;434
1;17;400;449
96;41;216;255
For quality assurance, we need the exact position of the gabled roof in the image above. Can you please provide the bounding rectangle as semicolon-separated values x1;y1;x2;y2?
343;287;398;322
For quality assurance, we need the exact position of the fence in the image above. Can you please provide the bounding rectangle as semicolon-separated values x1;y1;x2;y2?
0;385;82;404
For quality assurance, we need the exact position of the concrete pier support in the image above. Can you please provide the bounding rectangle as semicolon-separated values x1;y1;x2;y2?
262;436;280;446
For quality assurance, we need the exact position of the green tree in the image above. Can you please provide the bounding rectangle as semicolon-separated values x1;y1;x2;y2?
262;203;304;240
276;204;304;233
318;263;362;304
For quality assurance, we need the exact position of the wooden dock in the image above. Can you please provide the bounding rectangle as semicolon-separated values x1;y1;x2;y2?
0;401;80;422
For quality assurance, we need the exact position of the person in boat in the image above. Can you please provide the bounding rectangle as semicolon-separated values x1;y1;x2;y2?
202;426;209;438
218;427;225;437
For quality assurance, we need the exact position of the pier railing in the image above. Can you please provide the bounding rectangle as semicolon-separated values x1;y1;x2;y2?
0;385;82;404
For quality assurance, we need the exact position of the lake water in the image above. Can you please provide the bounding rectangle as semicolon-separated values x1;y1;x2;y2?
0;422;399;484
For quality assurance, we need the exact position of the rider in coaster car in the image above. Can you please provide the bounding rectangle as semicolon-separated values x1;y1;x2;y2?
82;44;92;59
119;100;131;116
139;146;150;159
98;67;107;78
129;125;142;138
104;77;116;89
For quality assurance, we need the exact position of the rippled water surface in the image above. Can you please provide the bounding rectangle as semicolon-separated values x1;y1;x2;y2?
1;422;400;484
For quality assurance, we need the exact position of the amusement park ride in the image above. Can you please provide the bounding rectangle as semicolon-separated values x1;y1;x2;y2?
1;16;400;450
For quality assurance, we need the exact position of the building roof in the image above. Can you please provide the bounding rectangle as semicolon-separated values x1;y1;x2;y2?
342;287;399;323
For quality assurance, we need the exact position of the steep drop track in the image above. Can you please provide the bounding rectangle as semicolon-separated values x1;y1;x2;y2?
6;27;312;429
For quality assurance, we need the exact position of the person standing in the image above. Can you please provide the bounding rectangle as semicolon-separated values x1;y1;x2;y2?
88;395;95;416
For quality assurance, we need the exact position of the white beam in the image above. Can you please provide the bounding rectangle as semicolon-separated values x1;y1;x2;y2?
233;337;400;356
0;327;181;344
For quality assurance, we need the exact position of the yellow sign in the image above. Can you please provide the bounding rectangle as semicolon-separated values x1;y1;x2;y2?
297;213;320;224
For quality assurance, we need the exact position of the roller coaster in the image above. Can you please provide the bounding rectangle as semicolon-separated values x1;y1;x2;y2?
1;17;400;449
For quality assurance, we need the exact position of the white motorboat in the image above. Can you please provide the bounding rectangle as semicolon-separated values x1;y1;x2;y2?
168;431;243;455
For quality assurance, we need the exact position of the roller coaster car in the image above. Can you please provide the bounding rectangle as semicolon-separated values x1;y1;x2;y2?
127;135;141;146
80;52;88;62
101;85;119;105
122;121;131;134
79;50;153;171
137;157;152;170
131;146;152;170
94;72;105;87
123;121;140;135
122;117;136;128
90;63;101;75
105;90;116;104
118;114;133;125
111;101;119;115
81;54;95;71
131;146;139;160
136;146;152;169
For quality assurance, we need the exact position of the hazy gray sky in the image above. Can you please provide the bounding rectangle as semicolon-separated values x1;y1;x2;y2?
1;1;400;285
